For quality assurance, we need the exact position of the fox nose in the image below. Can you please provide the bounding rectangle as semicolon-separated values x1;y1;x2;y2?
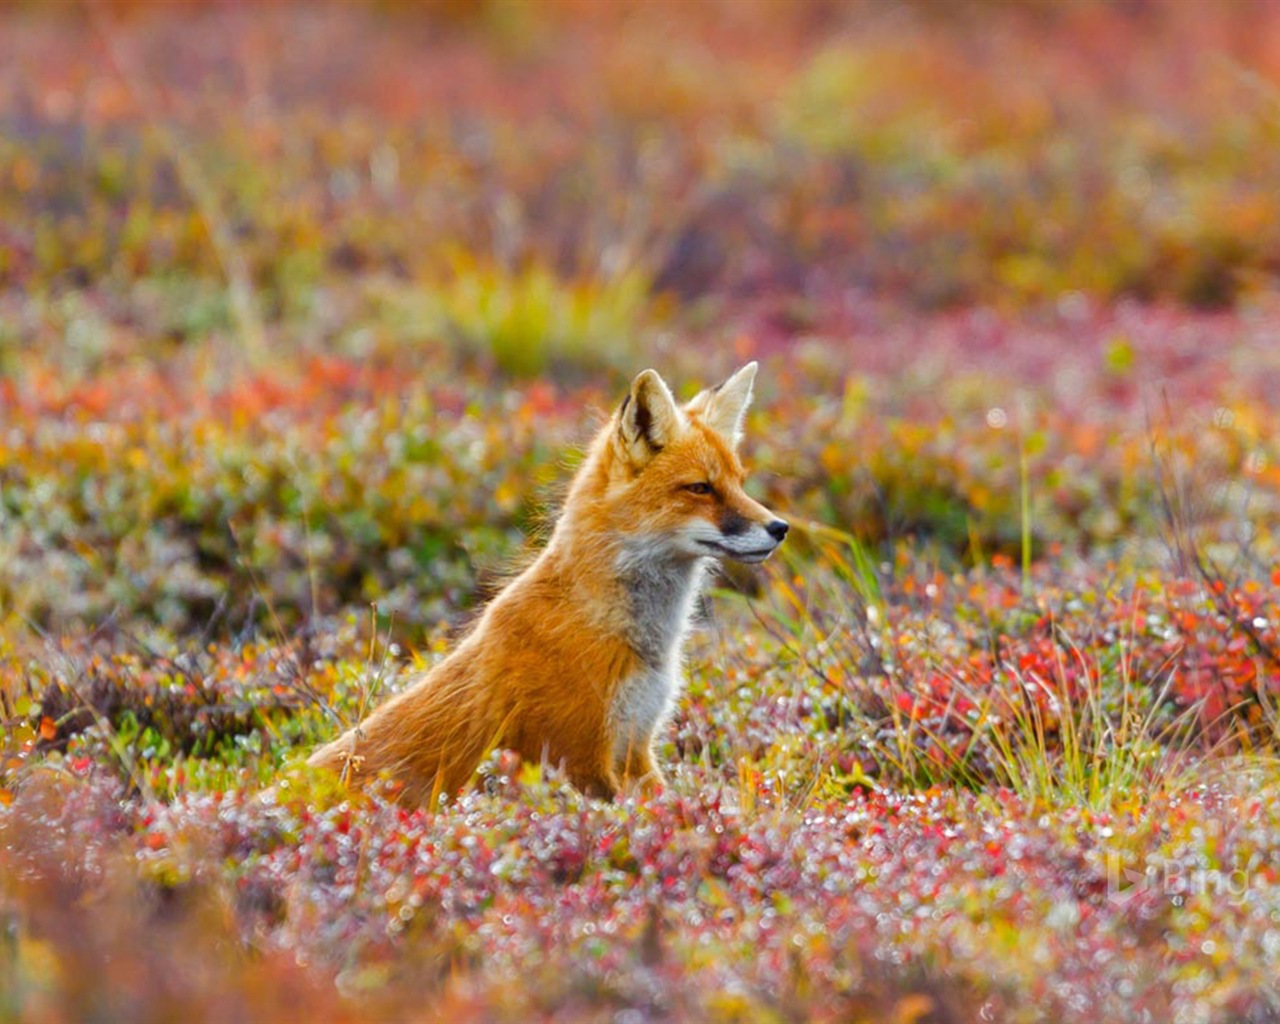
766;519;789;542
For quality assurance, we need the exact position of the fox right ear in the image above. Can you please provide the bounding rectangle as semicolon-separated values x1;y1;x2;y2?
685;361;757;448
616;369;681;467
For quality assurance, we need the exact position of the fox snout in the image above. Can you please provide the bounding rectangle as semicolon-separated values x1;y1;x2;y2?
699;503;788;564
720;509;788;541
721;510;786;538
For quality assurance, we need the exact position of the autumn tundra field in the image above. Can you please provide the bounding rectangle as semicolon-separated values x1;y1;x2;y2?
5;1;1280;1020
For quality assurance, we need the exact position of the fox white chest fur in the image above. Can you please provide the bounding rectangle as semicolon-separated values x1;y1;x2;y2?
608;542;711;762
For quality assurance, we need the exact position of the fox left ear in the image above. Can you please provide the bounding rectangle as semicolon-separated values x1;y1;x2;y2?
687;361;757;447
616;368;682;468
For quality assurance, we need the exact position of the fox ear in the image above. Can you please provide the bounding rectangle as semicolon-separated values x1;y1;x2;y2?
617;368;681;467
688;361;757;447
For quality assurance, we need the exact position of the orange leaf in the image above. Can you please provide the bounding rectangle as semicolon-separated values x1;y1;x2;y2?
893;994;937;1024
38;716;57;741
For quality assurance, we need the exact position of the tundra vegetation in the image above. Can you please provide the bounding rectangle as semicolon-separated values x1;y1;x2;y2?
3;3;1280;1021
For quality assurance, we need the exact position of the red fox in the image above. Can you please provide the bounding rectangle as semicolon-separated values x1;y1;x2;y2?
308;362;787;805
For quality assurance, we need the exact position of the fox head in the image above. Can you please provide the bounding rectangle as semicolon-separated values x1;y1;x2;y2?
586;362;788;563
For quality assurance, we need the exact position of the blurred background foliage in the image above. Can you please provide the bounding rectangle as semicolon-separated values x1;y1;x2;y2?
4;0;1280;321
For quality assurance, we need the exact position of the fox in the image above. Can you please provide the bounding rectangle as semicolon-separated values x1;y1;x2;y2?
307;361;788;806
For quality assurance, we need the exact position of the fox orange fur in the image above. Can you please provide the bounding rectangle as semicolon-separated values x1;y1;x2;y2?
307;362;787;805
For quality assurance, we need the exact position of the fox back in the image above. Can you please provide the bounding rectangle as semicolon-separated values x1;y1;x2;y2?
307;362;787;805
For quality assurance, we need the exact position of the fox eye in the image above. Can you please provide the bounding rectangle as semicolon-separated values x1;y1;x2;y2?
683;482;714;496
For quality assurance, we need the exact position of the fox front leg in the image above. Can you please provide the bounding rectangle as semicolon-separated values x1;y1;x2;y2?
618;742;665;797
569;765;622;802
